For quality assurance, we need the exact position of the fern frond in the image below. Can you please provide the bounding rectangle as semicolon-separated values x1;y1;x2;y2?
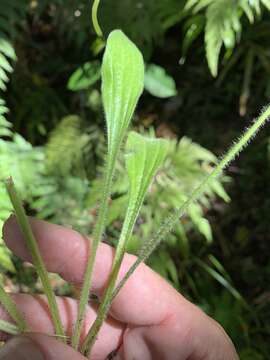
0;121;46;272
0;0;28;258
89;133;229;248
0;0;26;91
0;0;27;138
261;0;270;11
205;0;240;77
0;98;11;136
185;0;270;76
45;115;90;177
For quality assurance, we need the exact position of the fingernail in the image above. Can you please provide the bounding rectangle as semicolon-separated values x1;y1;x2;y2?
0;336;44;360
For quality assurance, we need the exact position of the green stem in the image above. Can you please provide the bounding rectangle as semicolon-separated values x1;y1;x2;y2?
72;153;117;350
92;0;103;37
111;105;270;301
81;206;137;356
5;178;65;342
0;284;26;332
81;254;123;357
0;319;20;336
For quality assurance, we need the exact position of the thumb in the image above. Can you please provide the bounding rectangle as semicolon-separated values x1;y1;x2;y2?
0;334;86;360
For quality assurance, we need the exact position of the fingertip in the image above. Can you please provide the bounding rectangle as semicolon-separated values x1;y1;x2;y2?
2;214;18;246
2;214;30;260
26;333;86;360
0;335;44;360
2;216;42;262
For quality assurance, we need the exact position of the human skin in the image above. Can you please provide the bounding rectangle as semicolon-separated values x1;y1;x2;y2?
0;216;239;360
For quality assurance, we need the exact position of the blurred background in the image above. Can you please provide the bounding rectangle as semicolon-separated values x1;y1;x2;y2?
0;1;270;358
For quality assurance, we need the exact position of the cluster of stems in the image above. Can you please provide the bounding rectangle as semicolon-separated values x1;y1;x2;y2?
1;6;270;354
1;105;270;357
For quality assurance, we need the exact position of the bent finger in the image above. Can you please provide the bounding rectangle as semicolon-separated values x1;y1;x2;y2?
0;294;124;360
0;334;86;360
3;216;189;326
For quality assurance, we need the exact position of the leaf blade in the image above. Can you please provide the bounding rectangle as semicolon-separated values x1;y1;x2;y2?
144;64;177;98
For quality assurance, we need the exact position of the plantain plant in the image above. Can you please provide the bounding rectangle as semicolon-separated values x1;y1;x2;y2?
1;9;270;359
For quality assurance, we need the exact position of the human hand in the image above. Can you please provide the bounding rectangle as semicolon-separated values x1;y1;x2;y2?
0;216;238;360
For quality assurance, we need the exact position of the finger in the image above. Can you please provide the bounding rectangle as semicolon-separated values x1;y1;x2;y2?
3;216;114;291
3;216;189;326
0;294;124;360
0;334;86;360
120;307;239;360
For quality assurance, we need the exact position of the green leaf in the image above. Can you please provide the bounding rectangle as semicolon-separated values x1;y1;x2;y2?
0;282;26;331
184;0;199;11
0;319;19;336
107;195;128;225
74;30;144;353
112;105;270;304
185;0;214;13
261;0;270;11
102;30;144;155
144;64;177;98
196;258;244;302
149;250;179;288
205;0;239;77
181;15;205;62
0;246;15;273
125;131;169;214
187;0;263;77
81;131;168;355
67;61;101;91
45;115;89;176
0;38;16;60
5;178;65;340
189;203;212;243
197;218;212;243
0;53;12;73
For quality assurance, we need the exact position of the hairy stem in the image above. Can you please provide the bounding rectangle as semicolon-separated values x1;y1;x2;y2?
81;206;138;356
0;284;26;332
112;105;270;301
5;178;65;342
72;153;117;350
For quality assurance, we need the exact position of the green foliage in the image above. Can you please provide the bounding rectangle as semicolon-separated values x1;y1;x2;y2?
81;131;169;354
0;0;25;91
67;61;101;91
0;99;11;137
0;133;45;201
0;282;26;331
125;131;169;211
101;135;230;254
185;0;270;76
0;319;19;336
0;0;269;356
73;29;146;352
6;179;65;340
118;105;270;301
144;64;177;98
46;115;90;177
102;30;144;156
99;0;185;55
0;0;26;145
0;121;46;273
